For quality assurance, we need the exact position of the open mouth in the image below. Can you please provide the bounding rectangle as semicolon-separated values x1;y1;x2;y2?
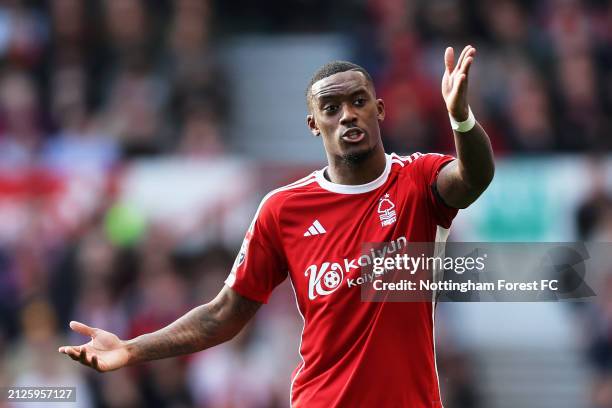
341;128;366;144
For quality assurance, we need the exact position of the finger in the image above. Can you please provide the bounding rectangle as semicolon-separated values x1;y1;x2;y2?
78;348;90;366
452;74;467;95
454;45;472;73
68;352;80;362
70;321;95;337
455;45;472;70
459;56;474;77
459;46;476;68
461;49;476;77
444;47;454;72
62;346;82;361
59;345;79;355
91;355;101;372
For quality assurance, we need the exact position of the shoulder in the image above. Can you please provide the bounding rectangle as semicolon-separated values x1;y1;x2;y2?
389;152;455;173
389;152;425;169
388;152;457;188
388;152;427;177
255;172;319;219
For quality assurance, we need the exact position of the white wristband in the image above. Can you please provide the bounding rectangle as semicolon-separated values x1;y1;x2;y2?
449;106;476;132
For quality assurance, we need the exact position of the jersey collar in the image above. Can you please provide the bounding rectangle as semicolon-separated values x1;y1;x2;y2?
315;154;391;194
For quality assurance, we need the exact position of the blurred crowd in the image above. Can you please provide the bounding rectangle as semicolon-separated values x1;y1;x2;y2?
0;0;609;167
362;0;612;154
0;0;227;169
0;0;611;407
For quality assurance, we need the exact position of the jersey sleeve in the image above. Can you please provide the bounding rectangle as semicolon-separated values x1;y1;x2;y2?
225;194;288;304
414;153;459;229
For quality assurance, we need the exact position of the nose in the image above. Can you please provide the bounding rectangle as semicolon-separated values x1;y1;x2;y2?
339;103;357;126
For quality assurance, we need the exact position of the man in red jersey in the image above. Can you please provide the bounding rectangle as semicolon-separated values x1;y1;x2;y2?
60;45;494;407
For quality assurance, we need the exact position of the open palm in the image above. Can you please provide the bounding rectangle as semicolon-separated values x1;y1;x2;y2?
58;321;130;372
442;45;476;121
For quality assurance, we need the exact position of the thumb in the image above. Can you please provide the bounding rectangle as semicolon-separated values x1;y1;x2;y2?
444;47;454;73
69;321;96;337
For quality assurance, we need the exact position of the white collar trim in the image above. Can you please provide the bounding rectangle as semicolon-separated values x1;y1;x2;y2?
315;154;391;194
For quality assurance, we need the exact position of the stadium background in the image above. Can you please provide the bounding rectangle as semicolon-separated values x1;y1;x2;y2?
0;0;611;407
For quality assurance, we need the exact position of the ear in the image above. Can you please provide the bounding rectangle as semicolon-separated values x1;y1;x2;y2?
376;99;386;122
307;114;321;136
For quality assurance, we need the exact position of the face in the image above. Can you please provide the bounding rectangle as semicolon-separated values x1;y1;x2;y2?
307;71;385;163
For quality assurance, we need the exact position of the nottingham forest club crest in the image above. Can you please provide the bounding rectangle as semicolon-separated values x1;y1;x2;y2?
378;194;397;227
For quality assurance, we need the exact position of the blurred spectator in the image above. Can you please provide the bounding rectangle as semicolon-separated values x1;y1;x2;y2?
575;157;612;241
48;0;87;64
42;65;119;171
165;0;229;136
187;325;279;408
438;351;481;408
584;272;612;408
0;70;45;167
6;299;94;407
103;0;150;61
102;62;169;157
506;64;555;151
556;52;605;151
70;225;129;338
0;1;47;68
419;0;469;43
176;101;224;158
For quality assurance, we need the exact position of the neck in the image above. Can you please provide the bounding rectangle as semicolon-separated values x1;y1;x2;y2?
325;143;386;185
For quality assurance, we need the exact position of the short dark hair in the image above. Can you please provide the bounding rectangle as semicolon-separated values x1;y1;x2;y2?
306;61;374;111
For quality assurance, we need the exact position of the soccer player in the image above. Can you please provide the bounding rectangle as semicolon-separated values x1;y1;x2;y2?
59;45;494;407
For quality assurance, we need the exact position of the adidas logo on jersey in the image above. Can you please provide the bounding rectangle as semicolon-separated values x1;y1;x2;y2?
304;220;327;237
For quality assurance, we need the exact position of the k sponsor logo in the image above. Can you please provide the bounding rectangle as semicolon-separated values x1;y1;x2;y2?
305;262;346;300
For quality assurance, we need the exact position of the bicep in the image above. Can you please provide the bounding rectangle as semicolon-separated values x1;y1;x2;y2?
436;159;477;209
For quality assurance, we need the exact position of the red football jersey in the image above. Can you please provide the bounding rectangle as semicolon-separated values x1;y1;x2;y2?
226;152;458;408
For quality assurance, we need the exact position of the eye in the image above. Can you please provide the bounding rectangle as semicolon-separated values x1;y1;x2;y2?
354;97;366;106
323;104;338;113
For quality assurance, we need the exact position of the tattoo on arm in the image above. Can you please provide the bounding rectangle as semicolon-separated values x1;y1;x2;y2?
125;286;261;364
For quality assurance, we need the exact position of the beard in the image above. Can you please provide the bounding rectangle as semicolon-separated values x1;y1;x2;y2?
341;144;377;167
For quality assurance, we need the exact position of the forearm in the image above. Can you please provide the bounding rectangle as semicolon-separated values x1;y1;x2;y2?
452;121;495;191
124;287;260;365
124;304;225;364
438;120;495;209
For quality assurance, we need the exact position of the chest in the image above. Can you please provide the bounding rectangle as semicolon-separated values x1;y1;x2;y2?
280;180;434;304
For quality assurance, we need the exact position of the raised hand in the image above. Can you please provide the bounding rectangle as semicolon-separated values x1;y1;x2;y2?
58;321;130;372
442;45;476;121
